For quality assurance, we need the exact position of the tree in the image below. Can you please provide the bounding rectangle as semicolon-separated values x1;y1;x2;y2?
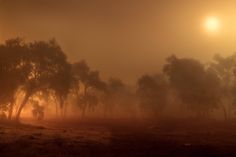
137;74;168;117
0;38;30;119
103;78;126;115
15;39;72;120
72;61;106;116
31;99;44;121
209;53;236;119
163;55;221;117
50;56;73;117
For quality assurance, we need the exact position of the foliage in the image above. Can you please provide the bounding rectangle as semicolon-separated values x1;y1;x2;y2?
1;37;236;121
163;55;221;116
137;74;168;117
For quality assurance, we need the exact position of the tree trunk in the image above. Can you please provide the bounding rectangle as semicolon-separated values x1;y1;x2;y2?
57;96;64;117
15;92;31;121
63;102;67;118
56;103;58;117
220;103;228;121
81;104;87;117
60;98;63;117
8;99;15;120
81;85;88;117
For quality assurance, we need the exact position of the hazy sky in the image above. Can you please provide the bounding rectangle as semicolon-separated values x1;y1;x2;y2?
1;0;236;84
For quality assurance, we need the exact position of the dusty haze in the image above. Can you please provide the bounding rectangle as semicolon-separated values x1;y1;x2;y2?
2;0;236;84
2;1;236;157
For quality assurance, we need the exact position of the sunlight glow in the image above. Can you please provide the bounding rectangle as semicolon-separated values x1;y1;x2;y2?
205;16;220;33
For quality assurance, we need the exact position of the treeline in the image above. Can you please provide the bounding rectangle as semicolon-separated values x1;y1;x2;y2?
138;54;236;120
0;38;236;121
0;38;132;120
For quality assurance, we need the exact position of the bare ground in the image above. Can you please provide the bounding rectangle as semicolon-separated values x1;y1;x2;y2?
0;118;236;157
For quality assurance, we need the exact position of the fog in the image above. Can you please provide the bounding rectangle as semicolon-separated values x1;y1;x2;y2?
2;0;236;84
0;1;236;118
2;1;236;156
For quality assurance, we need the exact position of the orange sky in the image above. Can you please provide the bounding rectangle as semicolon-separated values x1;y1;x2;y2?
1;0;236;84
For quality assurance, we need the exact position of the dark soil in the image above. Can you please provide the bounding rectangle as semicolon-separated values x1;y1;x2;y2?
0;118;236;157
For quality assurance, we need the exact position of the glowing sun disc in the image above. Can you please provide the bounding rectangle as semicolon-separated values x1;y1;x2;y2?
205;16;220;33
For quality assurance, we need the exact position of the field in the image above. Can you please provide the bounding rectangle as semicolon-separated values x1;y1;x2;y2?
0;118;236;157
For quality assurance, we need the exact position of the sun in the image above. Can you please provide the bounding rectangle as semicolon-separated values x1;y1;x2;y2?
205;16;220;33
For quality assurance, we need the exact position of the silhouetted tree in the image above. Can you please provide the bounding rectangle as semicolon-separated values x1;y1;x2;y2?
50;57;73;117
31;99;44;120
0;38;30;119
72;61;106;116
15;39;72;120
137;74;168;117
103;78;126;115
209;53;236;119
163;55;221;117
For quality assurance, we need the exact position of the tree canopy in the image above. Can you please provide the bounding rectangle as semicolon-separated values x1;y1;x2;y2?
163;55;221;116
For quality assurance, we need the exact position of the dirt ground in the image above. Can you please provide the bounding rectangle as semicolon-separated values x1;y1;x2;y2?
0;118;236;157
